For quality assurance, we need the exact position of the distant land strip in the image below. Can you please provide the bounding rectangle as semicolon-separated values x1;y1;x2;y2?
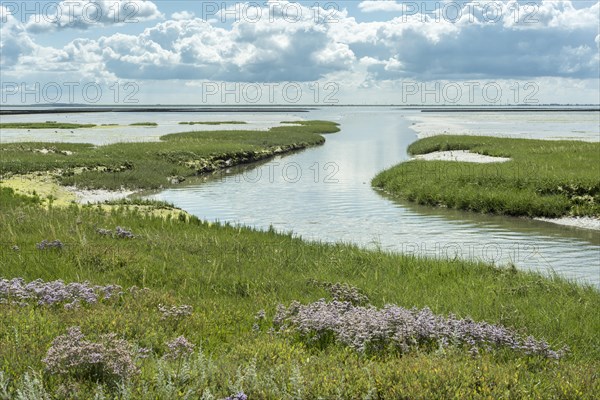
0;107;315;115
418;107;600;112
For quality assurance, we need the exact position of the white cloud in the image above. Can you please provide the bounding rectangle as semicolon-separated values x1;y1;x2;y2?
0;5;36;67
25;0;163;33
345;1;600;80
358;1;406;13
52;2;356;82
1;0;598;97
171;11;195;21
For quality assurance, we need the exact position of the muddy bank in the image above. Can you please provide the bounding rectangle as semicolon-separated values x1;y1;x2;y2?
183;142;322;175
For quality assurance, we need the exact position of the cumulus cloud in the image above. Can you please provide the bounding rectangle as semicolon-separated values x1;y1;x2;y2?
351;0;600;80
0;5;36;67
358;1;407;13
49;2;356;82
24;0;163;33
171;11;195;21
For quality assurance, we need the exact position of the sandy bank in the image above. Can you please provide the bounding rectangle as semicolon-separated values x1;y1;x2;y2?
536;216;600;231
0;173;137;205
413;150;511;163
65;187;136;204
0;173;193;220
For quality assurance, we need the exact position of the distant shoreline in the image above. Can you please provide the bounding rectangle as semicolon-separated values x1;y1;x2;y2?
0;107;315;115
419;108;600;112
2;105;599;116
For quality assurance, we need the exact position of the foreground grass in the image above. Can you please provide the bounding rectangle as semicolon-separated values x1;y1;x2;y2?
0;122;96;129
373;135;600;218
0;121;339;190
0;187;599;398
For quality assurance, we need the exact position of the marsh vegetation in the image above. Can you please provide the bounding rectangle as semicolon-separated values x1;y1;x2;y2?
0;121;340;190
1;187;598;398
373;135;600;218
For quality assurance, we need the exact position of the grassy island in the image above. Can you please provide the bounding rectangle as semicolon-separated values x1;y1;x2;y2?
179;121;248;125
0;122;96;129
0;121;339;190
129;122;158;126
373;135;600;218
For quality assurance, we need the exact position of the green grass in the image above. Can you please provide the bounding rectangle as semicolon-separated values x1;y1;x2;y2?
0;122;96;129
179;121;247;125
373;135;600;218
129;122;158;126
0;121;340;190
0;186;598;398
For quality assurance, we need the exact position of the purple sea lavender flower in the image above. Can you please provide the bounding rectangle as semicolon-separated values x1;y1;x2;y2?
36;239;64;250
224;392;248;400
164;336;195;360
115;226;135;239
1;278;122;307
96;228;113;237
42;327;139;382
274;300;566;359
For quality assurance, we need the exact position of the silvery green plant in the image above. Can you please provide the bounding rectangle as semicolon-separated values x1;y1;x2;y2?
14;372;49;400
158;304;193;320
0;371;10;400
274;300;568;359
97;227;135;239
308;280;369;305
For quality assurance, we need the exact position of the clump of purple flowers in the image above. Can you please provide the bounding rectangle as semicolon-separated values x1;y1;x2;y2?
36;239;64;250
96;227;135;239
253;309;266;332
164;336;195;360
224;392;248;400
42;327;139;383
309;280;369;305
0;278;122;309
274;300;568;359
116;226;135;239
158;304;193;320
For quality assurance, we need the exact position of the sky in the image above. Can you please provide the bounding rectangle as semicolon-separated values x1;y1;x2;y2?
1;0;599;105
